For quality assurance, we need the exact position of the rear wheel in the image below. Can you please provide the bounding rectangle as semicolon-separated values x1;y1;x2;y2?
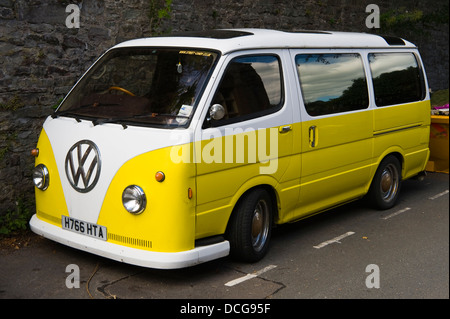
369;155;402;210
227;188;273;262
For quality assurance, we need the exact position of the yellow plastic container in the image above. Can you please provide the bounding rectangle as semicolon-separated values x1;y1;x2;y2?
427;115;449;173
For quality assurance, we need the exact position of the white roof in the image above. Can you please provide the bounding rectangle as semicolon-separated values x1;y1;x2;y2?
113;29;416;54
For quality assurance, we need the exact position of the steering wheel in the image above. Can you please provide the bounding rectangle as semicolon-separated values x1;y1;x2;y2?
108;86;135;96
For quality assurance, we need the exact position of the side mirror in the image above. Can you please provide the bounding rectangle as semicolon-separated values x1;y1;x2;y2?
209;104;226;121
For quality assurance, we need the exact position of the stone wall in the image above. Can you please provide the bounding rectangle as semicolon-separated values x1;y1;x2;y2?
0;0;448;215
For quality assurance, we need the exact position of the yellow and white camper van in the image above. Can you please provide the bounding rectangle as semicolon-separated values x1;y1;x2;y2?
30;29;430;269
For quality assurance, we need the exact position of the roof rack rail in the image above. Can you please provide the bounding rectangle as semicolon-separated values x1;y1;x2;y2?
169;30;253;39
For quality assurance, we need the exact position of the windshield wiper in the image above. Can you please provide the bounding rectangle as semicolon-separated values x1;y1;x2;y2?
93;113;190;129
51;103;120;120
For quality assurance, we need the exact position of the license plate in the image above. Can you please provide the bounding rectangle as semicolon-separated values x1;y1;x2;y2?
62;215;107;241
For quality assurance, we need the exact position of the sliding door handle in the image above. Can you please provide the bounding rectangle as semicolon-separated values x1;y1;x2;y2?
309;125;317;147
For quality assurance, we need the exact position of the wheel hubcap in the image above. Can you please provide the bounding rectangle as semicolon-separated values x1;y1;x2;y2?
381;172;392;193
251;199;270;252
380;164;399;202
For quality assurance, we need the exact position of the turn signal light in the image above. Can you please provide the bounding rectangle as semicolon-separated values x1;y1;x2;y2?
31;148;39;157
155;171;165;182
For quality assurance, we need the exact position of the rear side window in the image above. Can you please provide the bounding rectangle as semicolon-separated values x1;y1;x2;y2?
295;53;369;116
368;53;425;107
209;55;283;126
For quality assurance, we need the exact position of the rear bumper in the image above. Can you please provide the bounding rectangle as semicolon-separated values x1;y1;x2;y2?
29;214;230;269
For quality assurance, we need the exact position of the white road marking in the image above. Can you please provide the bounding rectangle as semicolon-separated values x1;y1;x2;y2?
313;231;355;249
429;190;449;200
225;264;277;287
381;207;411;220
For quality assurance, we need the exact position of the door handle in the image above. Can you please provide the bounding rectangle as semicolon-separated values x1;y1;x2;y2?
309;125;317;147
279;125;292;133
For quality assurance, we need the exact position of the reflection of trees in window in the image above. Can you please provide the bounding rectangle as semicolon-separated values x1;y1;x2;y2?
369;53;424;107
296;54;369;116
305;77;369;116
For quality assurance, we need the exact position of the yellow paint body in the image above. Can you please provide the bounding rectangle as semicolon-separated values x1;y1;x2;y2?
35;98;430;253
34;99;430;254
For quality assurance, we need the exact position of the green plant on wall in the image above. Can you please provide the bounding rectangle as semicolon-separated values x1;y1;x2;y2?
378;4;449;35
0;132;17;162
380;8;424;33
148;0;173;35
0;198;33;235
0;95;24;111
431;89;449;107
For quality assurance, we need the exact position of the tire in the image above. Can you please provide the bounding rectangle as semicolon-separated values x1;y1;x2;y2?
368;155;402;210
227;188;273;263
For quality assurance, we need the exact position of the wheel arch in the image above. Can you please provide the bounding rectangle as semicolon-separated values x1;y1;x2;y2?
371;149;405;183
225;182;279;236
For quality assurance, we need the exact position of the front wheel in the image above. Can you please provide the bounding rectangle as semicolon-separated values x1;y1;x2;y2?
227;188;273;263
368;155;402;210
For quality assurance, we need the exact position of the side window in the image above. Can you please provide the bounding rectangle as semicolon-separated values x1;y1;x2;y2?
295;53;369;116
208;55;283;126
368;53;425;107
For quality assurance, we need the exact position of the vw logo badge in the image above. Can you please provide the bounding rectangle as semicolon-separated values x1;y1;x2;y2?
65;140;101;193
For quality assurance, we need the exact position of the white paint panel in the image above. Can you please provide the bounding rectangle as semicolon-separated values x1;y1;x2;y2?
43;117;193;223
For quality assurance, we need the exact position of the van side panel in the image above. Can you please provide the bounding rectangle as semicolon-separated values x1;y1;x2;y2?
373;100;431;179
373;101;430;134
194;126;296;238
291;110;373;220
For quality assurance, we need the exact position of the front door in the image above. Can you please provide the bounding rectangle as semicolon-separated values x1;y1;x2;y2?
194;51;296;238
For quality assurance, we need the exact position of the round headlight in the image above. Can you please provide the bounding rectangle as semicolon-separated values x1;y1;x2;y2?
32;164;49;190
122;185;146;214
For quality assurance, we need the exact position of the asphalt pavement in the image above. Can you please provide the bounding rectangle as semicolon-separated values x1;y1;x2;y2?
1;172;448;304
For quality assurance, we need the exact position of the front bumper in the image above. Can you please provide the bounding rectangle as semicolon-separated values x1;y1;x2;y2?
30;214;230;269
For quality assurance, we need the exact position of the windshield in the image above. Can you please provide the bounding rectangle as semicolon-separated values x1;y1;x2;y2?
55;48;218;128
